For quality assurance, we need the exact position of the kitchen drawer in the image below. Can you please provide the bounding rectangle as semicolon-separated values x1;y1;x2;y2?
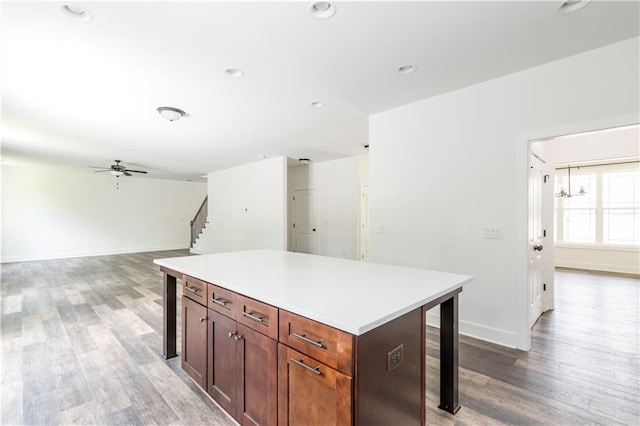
236;294;278;340
207;283;238;318
279;310;354;376
182;275;208;305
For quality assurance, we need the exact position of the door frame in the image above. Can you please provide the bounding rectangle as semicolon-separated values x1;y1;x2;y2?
292;188;315;254
516;113;638;350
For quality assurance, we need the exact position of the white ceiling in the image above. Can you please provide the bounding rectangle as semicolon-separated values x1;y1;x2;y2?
2;1;639;181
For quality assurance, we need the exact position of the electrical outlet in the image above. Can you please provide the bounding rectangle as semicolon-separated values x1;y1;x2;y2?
387;344;404;372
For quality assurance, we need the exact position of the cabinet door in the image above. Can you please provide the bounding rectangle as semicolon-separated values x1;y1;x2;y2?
278;344;352;426
237;324;277;426
181;296;207;388
207;309;238;417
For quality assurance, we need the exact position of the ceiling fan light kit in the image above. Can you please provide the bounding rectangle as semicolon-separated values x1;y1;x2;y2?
157;106;185;121
88;160;148;189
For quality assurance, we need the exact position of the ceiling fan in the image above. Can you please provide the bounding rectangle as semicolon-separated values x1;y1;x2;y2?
88;160;147;177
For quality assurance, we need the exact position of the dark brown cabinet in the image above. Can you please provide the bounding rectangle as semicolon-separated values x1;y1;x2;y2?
207;310;278;426
181;274;424;426
277;344;352;426
207;309;237;416
237;324;278;426
181;295;208;388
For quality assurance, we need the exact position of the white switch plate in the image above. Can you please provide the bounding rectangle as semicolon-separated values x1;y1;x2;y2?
483;226;503;239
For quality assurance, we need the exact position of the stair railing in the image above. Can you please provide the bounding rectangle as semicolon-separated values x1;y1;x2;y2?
190;196;208;248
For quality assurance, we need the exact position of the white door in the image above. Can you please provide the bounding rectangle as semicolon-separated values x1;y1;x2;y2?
359;184;370;261
292;189;315;254
529;154;545;327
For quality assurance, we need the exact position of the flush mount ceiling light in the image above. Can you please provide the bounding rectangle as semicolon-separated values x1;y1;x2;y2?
398;64;416;74
60;3;92;22
298;158;311;165
224;68;244;78
157;106;185;121
311;101;324;108
310;1;337;19
559;0;592;13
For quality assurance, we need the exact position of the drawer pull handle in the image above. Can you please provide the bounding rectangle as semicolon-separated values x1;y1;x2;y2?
292;333;323;348
211;297;229;307
200;317;206;323
291;358;321;375
185;285;199;294
242;311;264;323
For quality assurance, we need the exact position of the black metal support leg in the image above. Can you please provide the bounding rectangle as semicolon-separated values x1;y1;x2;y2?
439;294;460;414
163;272;178;359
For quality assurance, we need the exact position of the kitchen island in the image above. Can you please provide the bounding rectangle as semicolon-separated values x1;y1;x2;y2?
155;249;472;425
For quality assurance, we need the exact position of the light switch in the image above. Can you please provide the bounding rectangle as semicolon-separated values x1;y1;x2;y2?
483;226;503;239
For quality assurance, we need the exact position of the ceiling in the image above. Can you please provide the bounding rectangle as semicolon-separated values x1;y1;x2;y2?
2;1;639;181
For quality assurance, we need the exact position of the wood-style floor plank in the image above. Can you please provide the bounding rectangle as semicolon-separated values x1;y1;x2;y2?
1;252;638;425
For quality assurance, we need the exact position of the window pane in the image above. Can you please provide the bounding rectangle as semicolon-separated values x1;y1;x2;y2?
603;171;640;209
563;209;595;243
603;208;640;245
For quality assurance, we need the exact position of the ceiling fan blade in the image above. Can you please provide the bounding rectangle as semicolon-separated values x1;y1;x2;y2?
124;169;147;174
93;169;110;173
88;165;110;170
124;171;132;177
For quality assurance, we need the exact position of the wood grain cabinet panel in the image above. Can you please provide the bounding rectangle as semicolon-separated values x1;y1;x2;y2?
237;324;277;426
279;309;354;375
207;310;277;426
183;275;208;305
207;309;238;417
278;344;352;426
208;283;238;317
181;295;207;388
236;294;279;340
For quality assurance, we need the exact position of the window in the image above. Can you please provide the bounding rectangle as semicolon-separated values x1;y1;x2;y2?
555;162;640;247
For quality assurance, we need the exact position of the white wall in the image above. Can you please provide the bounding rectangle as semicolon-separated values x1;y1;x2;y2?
203;156;287;253
287;155;369;259
369;37;639;349
0;165;207;262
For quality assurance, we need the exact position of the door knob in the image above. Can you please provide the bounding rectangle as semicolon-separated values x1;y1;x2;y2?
533;245;543;252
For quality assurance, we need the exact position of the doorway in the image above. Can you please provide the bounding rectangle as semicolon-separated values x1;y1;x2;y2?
292;189;316;253
527;124;639;334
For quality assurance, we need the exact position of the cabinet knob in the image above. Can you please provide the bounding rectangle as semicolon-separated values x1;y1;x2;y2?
200;317;206;323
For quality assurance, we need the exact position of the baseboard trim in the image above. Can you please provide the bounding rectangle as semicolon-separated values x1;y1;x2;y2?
555;260;639;275
1;245;190;263
426;312;518;349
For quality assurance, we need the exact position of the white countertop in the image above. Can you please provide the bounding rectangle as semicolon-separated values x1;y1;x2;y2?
154;250;472;336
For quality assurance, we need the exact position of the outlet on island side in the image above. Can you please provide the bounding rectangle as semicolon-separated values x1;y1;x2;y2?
387;344;404;372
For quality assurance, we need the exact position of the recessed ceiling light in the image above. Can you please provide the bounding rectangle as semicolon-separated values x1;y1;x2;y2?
311;101;324;108
224;68;244;78
60;3;92;22
310;1;337;19
157;106;186;121
398;65;416;74
559;0;592;13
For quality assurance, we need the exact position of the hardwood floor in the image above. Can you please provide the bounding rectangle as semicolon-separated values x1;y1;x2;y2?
1;252;638;425
426;268;640;425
